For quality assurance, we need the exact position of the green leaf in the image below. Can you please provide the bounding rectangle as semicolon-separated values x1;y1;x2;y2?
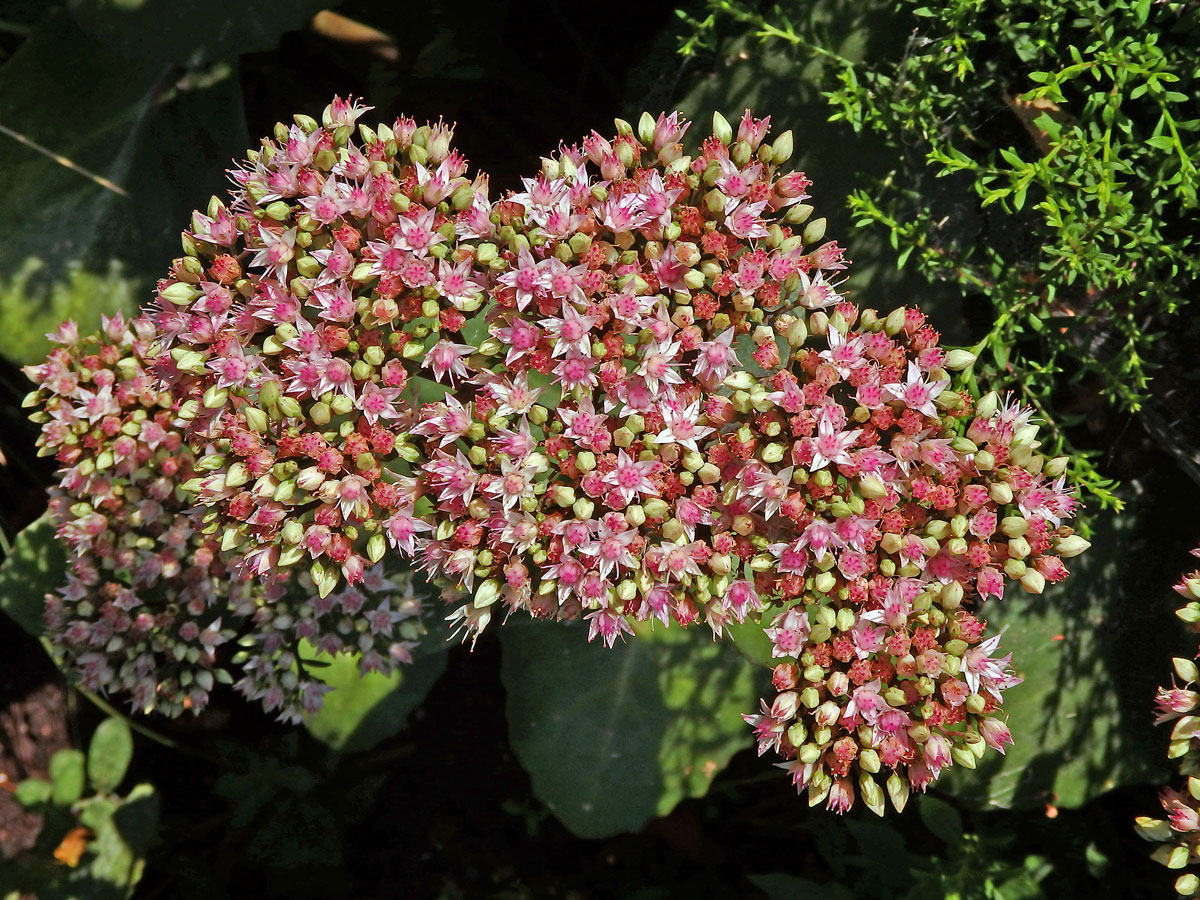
49;748;86;806
0;512;67;636
0;1;325;284
727;618;775;666
917;795;962;843
1033;112;1062;140
0;260;137;366
84;782;159;897
301;633;449;754
501;618;763;838
13;777;52;807
68;0;333;69
77;796;119;830
88;718;133;794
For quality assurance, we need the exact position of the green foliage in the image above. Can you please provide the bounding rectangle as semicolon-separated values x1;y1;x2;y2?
87;718;134;795
0;259;136;366
208;731;389;897
0;512;66;635
9;717;158;900
749;799;1052;899
678;0;1200;511
301;633;449;754
0;0;335;336
500;618;764;837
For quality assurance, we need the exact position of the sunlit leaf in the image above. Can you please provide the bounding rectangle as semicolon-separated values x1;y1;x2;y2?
501;618;764;837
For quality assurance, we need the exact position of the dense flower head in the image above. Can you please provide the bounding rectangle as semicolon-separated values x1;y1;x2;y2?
404;110;845;642
744;364;1089;814
23;313;429;722
388;109;1082;810
19;101;1092;816
22;315;248;716
1139;547;1200;895
154;96;496;599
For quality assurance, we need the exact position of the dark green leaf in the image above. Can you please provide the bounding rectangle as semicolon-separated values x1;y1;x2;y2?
501;619;762;837
0;0;323;283
0;512;67;635
917;795;962;843
84;782;159;896
68;0;333;69
749;872;855;900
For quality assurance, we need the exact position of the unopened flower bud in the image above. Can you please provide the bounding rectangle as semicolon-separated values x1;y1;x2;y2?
277;396;303;419
771;130;794;163
801;217;827;245
1054;535;1090;558
944;349;977;370
1020;569;1046;594
1175;658;1200;684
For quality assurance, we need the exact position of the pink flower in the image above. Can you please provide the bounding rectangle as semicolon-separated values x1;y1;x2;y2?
884;361;948;418
424;340;474;384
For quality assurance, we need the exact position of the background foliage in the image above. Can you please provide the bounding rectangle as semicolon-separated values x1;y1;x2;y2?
0;0;1197;897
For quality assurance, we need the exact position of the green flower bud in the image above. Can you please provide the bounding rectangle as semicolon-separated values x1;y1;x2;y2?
887;772;910;813
367;533;387;564
944;349;977;370
277;397;303;419
801;217;827;245
1054;535;1090;558
771;130;794;163
474;579;501;608
712;111;733;145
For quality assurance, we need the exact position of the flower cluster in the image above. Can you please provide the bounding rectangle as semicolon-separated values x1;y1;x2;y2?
20;100;1089;815
744;373;1088;814
394;110;1086;810
23;315;247;716
23;312;428;722
1138;547;1200;896
154;96;495;598
405;110;838;642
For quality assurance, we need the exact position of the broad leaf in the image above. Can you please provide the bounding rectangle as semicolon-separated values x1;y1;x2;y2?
49;749;86;806
302;635;449;754
88;718;134;794
917;795;963;844
0;1;330;286
500;618;764;838
0;260;138;366
87;783;159;898
749;873;855;900
0;512;66;635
